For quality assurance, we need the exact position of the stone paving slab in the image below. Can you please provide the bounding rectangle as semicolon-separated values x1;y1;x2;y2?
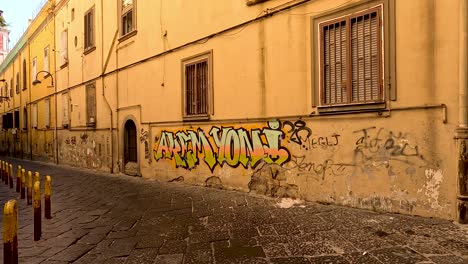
0;157;467;263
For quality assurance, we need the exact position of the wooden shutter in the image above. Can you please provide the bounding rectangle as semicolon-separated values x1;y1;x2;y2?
84;10;94;49
32;103;38;128
351;9;381;103
323;21;347;105
60;30;68;65
45;98;50;127
32;57;37;83
22;60;27;90
62;93;69;126
44;46;49;72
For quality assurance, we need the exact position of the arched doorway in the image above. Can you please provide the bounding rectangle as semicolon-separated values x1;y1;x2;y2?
124;120;138;164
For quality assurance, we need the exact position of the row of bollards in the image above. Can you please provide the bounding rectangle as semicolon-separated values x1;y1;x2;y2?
1;161;53;264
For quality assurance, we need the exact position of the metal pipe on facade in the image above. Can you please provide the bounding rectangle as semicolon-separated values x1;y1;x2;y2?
101;0;118;173
459;0;468;129
457;0;468;224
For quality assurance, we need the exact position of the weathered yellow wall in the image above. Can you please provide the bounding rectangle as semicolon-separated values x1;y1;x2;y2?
0;0;463;220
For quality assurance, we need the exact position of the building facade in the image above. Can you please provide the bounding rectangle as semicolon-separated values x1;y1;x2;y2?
1;0;468;223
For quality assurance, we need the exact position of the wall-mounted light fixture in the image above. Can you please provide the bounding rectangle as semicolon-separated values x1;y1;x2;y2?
32;71;54;86
0;79;8;101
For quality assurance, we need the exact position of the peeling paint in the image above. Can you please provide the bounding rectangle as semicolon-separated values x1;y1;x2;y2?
424;169;443;209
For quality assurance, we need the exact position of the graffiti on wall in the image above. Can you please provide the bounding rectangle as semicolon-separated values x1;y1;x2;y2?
282;120;340;150
353;127;424;166
153;120;290;172
140;129;151;163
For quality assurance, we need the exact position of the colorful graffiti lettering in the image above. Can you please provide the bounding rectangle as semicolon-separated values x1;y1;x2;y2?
153;120;291;171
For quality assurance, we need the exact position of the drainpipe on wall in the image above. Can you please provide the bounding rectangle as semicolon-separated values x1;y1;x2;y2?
100;0;117;173
456;0;468;224
53;7;58;165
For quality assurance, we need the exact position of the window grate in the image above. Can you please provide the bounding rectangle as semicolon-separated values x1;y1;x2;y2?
185;60;208;115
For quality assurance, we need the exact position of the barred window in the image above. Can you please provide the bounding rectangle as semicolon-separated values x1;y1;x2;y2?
321;7;382;105
182;51;213;119
86;82;96;126
84;8;95;51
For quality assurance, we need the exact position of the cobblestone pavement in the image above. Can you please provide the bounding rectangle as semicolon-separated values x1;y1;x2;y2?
0;158;467;264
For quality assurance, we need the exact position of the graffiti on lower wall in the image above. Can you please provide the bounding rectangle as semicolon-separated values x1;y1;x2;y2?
153;120;291;171
140;129;151;163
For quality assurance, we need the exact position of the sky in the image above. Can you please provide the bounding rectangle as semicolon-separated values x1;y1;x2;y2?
0;0;45;49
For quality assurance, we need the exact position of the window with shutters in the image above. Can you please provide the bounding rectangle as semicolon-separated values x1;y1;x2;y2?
320;7;382;106
23;107;27;130
22;59;27;90
60;30;68;67
120;0;136;39
182;51;213;120
15;73;19;94
84;7;95;53
86;82;96;126
32;103;38;129
62;92;69;127
14;110;19;129
32;57;37;84
44;46;49;72
44;98;50;128
312;2;395;113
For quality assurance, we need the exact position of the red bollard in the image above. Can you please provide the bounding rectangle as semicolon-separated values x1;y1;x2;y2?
9;164;13;189
33;182;41;241
45;176;52;219
20;170;25;200
15;166;21;193
4;162;9;186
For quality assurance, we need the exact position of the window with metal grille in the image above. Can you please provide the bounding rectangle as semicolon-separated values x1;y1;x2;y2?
121;0;135;36
182;51;213;119
185;60;208;115
86;82;96;126
62;92;69;127
321;7;382;106
84;8;95;51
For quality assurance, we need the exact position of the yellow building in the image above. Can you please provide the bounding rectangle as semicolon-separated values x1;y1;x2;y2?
0;0;56;161
2;0;468;223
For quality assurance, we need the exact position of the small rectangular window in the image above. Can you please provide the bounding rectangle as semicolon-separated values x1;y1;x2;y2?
32;103;38;128
4;113;13;129
62;92;69;127
32;57;37;84
86;82;96;126
23;107;27;130
182;51;213;120
14;110;19;129
15;73;19;94
44;98;50;128
44;46;49;72
60;30;68;66
121;0;135;36
84;7;95;51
